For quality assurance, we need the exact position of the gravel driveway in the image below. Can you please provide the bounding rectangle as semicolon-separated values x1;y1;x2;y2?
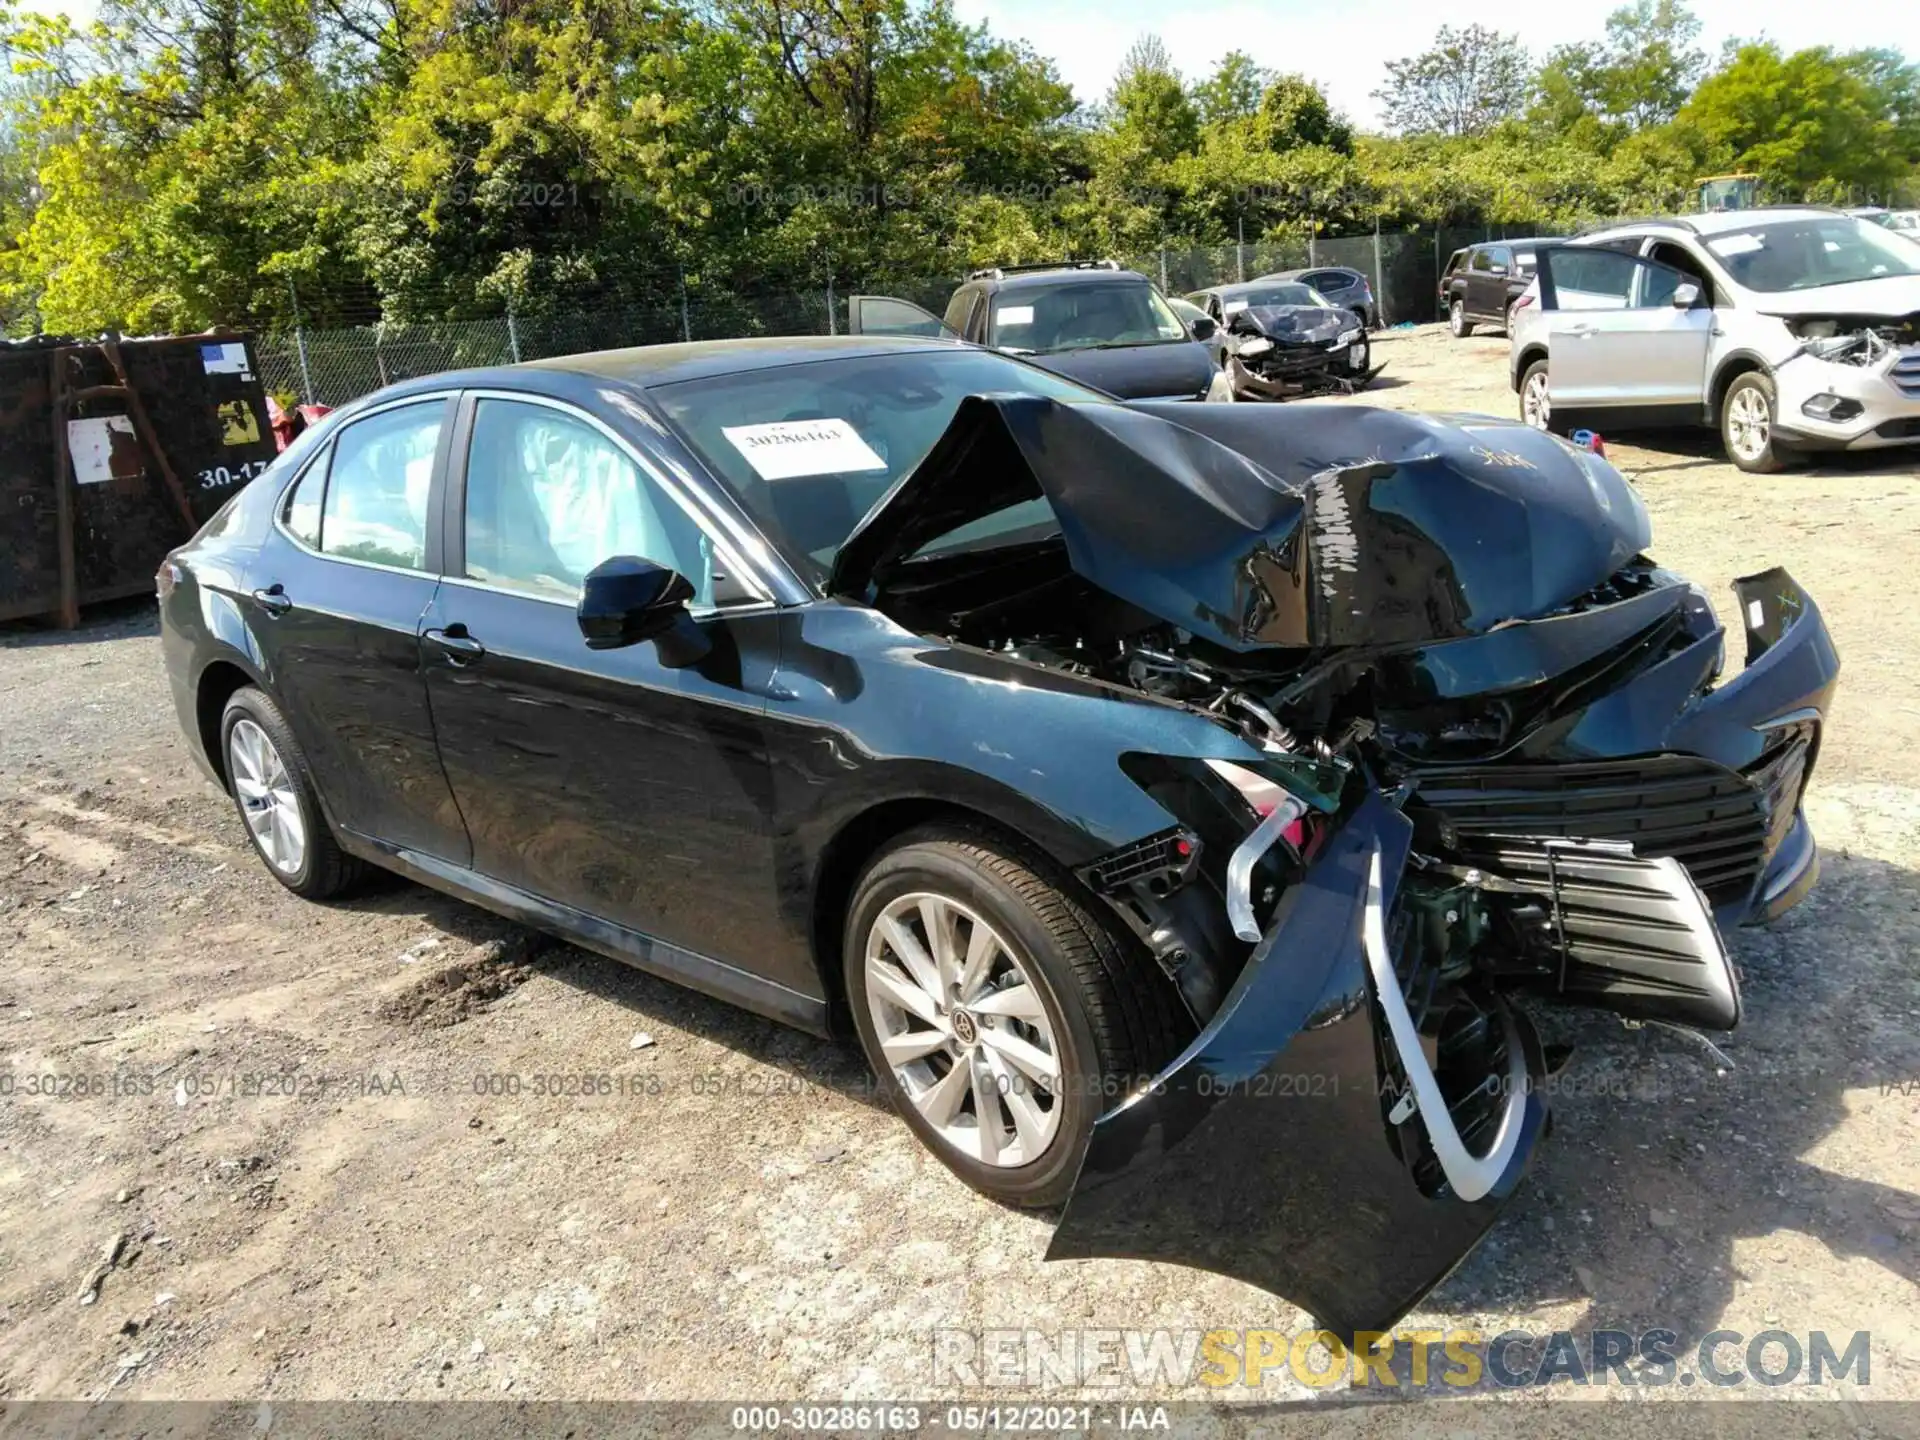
2;326;1918;1421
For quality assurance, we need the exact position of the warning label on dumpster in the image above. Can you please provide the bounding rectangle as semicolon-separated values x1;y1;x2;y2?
200;341;252;379
68;416;141;485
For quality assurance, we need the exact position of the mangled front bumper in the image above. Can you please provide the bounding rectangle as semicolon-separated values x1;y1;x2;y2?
1047;794;1548;1339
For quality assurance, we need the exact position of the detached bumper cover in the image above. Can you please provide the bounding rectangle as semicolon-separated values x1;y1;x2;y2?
1047;794;1547;1338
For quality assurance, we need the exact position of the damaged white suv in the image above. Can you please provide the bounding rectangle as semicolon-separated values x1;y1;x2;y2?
1510;207;1920;472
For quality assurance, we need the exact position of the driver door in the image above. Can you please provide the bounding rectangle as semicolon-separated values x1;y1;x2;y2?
1537;248;1713;409
846;296;959;339
419;392;805;990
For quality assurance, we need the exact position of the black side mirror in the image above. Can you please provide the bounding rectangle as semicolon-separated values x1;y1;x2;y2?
1189;315;1216;342
577;556;711;667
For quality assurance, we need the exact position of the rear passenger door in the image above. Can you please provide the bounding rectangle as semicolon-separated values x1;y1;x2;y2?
249;395;472;863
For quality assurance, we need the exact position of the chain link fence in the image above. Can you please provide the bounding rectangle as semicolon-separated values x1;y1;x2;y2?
257;225;1555;408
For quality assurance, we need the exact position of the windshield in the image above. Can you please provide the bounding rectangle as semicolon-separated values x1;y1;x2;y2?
650;348;1106;582
988;281;1189;353
1703;216;1920;292
1221;284;1329;312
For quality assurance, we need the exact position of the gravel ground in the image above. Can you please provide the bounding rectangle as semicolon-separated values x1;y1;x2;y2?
2;326;1919;1423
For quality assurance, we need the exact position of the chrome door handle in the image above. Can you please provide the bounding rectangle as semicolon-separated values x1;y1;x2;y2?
250;585;292;616
424;626;486;666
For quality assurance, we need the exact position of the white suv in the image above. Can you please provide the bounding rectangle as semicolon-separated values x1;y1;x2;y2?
1509;207;1920;472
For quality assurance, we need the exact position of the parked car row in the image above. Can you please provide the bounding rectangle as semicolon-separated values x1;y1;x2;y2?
849;261;1381;404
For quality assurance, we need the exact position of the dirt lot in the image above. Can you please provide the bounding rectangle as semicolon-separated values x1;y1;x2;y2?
3;325;1920;1419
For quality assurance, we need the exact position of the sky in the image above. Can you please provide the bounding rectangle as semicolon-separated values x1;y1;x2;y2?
950;0;1920;127
13;0;1919;129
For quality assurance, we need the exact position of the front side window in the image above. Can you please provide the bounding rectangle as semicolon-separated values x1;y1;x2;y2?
316;401;442;570
1544;249;1690;312
463;399;715;606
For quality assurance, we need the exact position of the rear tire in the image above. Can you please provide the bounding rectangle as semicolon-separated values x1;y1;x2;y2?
220;687;363;900
845;826;1184;1208
1721;371;1792;474
1520;358;1563;434
1449;298;1473;338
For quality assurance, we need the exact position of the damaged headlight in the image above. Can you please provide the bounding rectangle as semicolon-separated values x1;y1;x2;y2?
1235;337;1274;358
1337;328;1363;347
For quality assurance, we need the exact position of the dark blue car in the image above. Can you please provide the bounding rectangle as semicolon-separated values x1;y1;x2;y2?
159;336;1837;1336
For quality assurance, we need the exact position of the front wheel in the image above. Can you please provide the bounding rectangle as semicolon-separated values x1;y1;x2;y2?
845;828;1183;1207
1347;336;1371;376
1722;371;1792;474
1449;298;1473;338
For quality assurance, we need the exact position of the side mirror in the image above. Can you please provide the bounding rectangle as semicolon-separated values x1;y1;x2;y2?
576;556;711;667
1189;315;1216;342
1671;282;1703;308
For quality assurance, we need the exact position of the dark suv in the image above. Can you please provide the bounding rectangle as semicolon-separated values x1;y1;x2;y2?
1439;239;1563;337
850;262;1224;402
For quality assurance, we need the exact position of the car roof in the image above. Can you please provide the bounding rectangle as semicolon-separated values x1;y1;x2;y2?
522;333;966;387
1584;208;1848;241
1201;279;1322;300
1263;266;1365;282
989;266;1154;291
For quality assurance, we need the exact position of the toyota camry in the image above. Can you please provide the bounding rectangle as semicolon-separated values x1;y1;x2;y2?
159;337;1839;1336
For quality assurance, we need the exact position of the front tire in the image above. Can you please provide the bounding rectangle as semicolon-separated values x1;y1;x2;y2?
1449;298;1473;338
221;687;362;900
1721;371;1791;473
845;827;1183;1208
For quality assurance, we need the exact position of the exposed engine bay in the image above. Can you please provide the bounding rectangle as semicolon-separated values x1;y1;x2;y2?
1787;312;1920;366
832;393;1835;1053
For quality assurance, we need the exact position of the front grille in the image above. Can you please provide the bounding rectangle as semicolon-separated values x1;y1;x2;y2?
1410;754;1769;910
1891;351;1920;400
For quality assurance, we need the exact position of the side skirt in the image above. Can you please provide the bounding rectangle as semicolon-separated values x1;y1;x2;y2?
339;829;832;1036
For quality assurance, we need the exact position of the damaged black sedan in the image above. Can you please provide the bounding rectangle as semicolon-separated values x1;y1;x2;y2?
160;337;1837;1337
1187;280;1382;398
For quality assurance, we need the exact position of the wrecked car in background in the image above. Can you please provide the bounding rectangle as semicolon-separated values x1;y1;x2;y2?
159;337;1837;1338
1185;281;1381;399
1511;207;1920;472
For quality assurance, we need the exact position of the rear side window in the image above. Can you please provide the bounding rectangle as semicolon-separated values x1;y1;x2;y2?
317;402;443;570
282;456;325;548
1312;271;1352;292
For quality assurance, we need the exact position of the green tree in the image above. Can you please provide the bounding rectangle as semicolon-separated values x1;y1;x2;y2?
1681;43;1911;202
1375;24;1530;138
1192;50;1269;127
1532;0;1705;131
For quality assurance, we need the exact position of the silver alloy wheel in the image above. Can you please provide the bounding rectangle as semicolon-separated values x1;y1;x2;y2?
1450;300;1465;335
864;891;1063;1168
228;717;306;875
1727;385;1771;463
1349;337;1371;375
1523;369;1551;429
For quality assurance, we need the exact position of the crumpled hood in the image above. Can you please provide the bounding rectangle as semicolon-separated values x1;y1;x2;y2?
829;397;1652;652
1230;305;1351;345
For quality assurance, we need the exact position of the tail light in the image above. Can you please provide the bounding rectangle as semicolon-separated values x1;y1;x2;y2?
156;559;183;600
1512;294;1534;312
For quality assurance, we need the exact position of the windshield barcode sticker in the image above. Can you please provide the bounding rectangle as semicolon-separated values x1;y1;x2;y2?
722;418;888;481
